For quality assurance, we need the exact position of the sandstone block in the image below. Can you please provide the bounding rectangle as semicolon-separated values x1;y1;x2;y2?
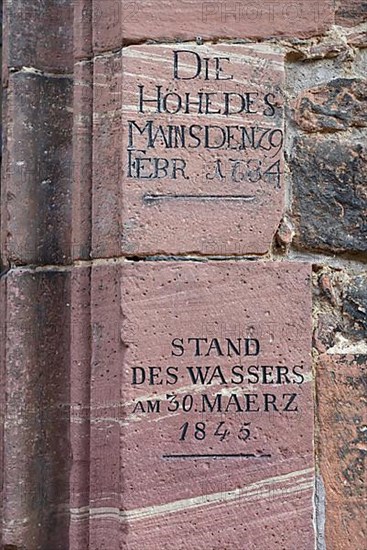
1;269;71;549
317;354;367;550
1;73;73;265
3;0;73;73
291;137;367;254
89;0;334;50
336;0;367;27
92;44;286;257
293;79;367;133
87;261;314;549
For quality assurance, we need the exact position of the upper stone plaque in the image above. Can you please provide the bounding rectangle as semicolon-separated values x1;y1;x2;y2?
122;44;285;256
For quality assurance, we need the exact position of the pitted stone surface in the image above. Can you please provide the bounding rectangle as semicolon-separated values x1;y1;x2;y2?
88;261;314;549
114;44;285;257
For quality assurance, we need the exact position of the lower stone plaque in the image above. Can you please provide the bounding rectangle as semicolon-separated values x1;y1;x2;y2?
90;261;314;549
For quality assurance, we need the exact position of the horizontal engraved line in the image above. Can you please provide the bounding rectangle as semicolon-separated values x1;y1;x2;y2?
70;468;314;523
162;453;272;460
143;194;256;204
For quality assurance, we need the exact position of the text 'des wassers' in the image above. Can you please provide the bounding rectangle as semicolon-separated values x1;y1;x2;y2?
130;334;307;455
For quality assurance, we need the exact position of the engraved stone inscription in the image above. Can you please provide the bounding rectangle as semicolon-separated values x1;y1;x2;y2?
117;262;314;548
122;45;285;256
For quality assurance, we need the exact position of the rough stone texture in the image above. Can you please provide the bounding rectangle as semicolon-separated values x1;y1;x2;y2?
313;269;367;356
69;267;92;550
3;0;73;73
1;3;74;549
72;61;93;261
2;0;367;548
85;261;314;549
313;269;367;548
317;354;367;550
1;72;73;265
288;39;349;63
1;270;71;550
91;51;122;259
343;274;367;338
346;27;367;48
0;277;6;546
114;44;285;257
88;264;123;550
72;1;94;262
89;0;334;50
291;137;367;255
336;0;367;27
92;0;123;54
276;216;295;248
293;79;367;132
74;0;93;61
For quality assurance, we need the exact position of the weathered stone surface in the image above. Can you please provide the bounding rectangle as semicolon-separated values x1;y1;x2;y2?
343;273;367;338
1;72;73;265
74;0;92;60
87;261;314;549
290;41;348;62
88;264;123;549
293;79;367;132
276;216;295;248
72;60;93;261
0;277;5;544
313;269;367;356
336;0;367;27
346;27;367;48
1;269;71;549
113;44;285;257
69;267;92;549
2;4;367;550
317;354;367;550
90;0;334;50
92;0;122;54
91;51;123;259
291;137;367;254
3;0;73;73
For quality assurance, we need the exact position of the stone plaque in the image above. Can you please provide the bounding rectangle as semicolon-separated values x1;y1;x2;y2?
89;261;314;548
122;44;285;256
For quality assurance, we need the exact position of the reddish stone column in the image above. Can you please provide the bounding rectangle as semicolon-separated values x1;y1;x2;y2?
1;1;74;549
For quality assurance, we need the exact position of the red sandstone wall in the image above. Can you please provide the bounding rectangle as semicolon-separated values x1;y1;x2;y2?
1;1;366;549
